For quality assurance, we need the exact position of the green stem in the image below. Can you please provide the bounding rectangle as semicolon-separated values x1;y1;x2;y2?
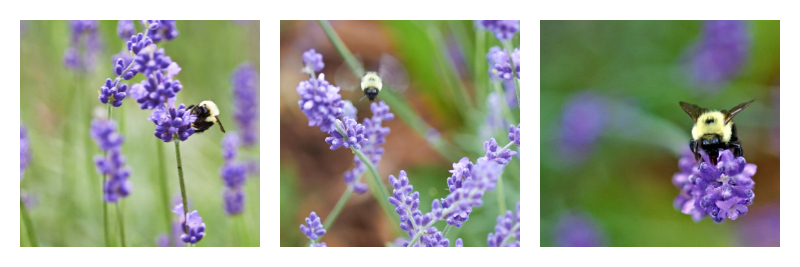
317;20;463;161
492;81;518;126
501;40;520;106
173;137;190;247
156;138;172;246
474;28;487;104
116;202;126;247
20;197;38;247
305;186;354;247
426;23;474;110
317;20;364;77
333;123;402;234
442;224;453;242
236;215;249;247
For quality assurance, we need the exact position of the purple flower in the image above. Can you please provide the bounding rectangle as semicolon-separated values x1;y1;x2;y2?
441;157;503;227
488;202;521;247
476;20;520;41
126;33;153;56
91;119;132;203
220;162;247;188
20;126;30;179
557;91;609;163
342;100;357;119
133;46;174;77
98;78;128;107
302;48;325;73
117;20;135;40
131;72;183;110
455;238;463;247
144;20;179;43
296;73;345;132
156;221;183;247
231;63;259;147
479;92;507;141
172;204;206;244
672;150;757;223
508;124;520;146
148;103;196;142
486;46;520;81
484;138;516;165
738;204;779;246
687;20;749;88
325;117;367;150
555;211;606;247
21;190;38;209
222;133;240;162
64;20;101;72
342;101;394;193
90;119;123;151
300;211;327;247
223;187;245;215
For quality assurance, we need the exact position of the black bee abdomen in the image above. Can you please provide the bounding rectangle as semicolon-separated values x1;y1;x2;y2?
364;88;379;101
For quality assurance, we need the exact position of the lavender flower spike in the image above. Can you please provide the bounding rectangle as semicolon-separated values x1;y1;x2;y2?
90;119;132;202
555;211;606;247
296;73;344;132
300;211;327;247
488;202;521;247
687;20;749;87
20;126;30;179
148;103;196;142
172;204;206;244
325;118;367;150
476;20;520;41
117;20;135;40
672;150;756;223
231;63;259;146
508;124;520;146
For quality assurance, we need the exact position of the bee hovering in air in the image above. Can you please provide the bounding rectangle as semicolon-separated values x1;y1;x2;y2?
335;54;409;102
187;100;226;133
679;100;754;165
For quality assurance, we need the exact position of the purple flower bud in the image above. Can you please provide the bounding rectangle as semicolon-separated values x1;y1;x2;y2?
117;20;135;40
476;20;519;41
300;211;327;247
302;49;325;72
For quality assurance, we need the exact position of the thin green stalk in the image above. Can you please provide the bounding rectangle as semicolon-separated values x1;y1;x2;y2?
116;202;126;247
236;215;249;246
474;29;487;103
442;224;453;241
320;187;352;237
501;40;520;106
426;23;474;109
492;81;518;126
20;197;38;247
103;105;113;247
317;20;463;161
334;123;402;234
173;137;190;247
156;138;172;246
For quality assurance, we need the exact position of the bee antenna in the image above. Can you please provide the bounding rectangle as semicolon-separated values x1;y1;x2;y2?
359;95;367;102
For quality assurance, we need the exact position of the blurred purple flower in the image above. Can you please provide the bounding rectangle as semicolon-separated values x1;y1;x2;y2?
220;162;247;188
555;211;606;247
91;119;133;202
302;48;325;73
156;221;183;247
557;91;609;163
479;92;507;141
486;46;520;81
488;202;521;247
64;20;101;72
220;132;248;215
503;79;518;108
738;204;779;246
508;124;520;147
222;132;240;162
143;20;179;43
117;20;135;40
672;150;757;223
484;137;517;165
21;125;30;179
300;211;327;247
20;190;38;209
686;20;749;88
223;187;245;215
476;20;519;41
231;63;259;147
342;100;357;119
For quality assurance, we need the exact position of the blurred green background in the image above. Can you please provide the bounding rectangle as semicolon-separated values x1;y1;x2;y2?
20;20;260;247
540;20;779;246
280;20;520;246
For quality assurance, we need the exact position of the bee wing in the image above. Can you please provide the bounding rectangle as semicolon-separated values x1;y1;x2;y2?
378;54;409;94
679;101;706;123
334;60;362;92
724;99;755;124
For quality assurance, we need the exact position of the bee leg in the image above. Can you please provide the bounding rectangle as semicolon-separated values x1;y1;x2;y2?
689;139;700;162
729;141;743;158
708;149;719;166
187;104;196;111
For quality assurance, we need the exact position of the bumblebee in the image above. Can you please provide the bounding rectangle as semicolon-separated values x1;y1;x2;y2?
187;100;225;133
679;100;754;165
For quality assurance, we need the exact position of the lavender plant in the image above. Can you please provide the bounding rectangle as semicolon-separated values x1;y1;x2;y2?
220;133;247;215
672;150;757;223
20;125;37;247
487;202;520;247
300;212;327;247
64;20;100;72
686;20;749;88
90;118;131;246
555;211;606;247
231;63;259;147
